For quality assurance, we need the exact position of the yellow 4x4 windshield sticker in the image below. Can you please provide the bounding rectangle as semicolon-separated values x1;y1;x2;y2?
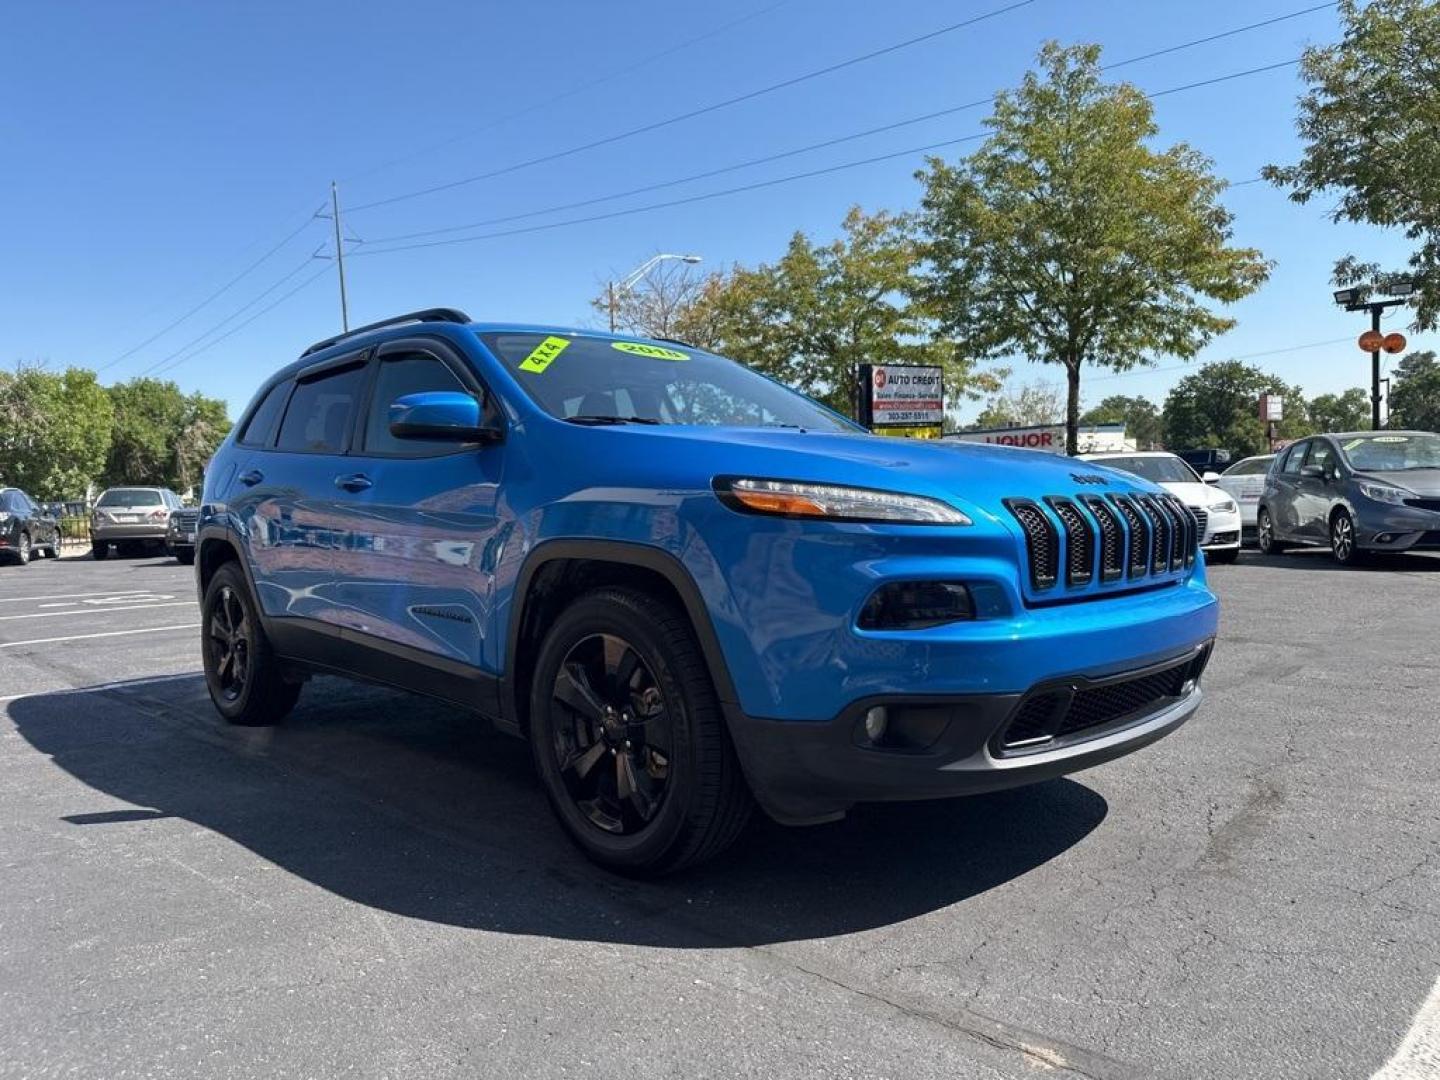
519;335;571;373
612;341;688;361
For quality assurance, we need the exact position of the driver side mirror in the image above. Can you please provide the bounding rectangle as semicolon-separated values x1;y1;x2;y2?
389;391;501;443
1299;464;1326;480
1202;470;1222;483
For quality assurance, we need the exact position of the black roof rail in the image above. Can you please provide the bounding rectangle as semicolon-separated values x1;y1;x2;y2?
301;308;472;357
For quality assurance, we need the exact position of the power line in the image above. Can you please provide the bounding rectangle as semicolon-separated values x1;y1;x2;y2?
1083;336;1355;385
340;0;797;184
354;58;1302;258
1104;0;1335;70
99;209;322;372
145;264;333;378
346;0;1036;213
134;255;320;378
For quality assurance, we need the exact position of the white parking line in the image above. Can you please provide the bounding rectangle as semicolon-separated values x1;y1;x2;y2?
0;601;195;621
1372;976;1440;1079
0;624;199;649
0;589;149;604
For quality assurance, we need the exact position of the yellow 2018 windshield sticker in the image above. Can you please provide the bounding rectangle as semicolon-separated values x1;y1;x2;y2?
519;335;571;373
612;341;688;361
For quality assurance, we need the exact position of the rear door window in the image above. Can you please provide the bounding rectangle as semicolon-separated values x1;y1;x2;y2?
276;363;367;454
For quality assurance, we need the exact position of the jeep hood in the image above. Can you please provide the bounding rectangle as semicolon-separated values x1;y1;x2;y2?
600;426;1159;522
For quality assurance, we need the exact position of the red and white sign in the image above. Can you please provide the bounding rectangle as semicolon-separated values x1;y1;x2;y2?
951;424;1063;450
868;364;944;426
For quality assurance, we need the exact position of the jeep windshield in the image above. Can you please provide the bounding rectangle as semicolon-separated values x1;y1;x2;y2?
481;332;858;432
1340;433;1440;471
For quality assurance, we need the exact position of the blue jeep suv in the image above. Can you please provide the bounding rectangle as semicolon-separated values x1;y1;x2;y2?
198;308;1218;874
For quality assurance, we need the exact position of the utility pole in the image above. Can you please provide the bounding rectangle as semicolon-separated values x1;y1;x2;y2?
1334;282;1414;430
331;181;350;332
607;281;617;333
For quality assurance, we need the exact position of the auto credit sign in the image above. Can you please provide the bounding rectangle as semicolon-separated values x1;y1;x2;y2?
864;364;944;427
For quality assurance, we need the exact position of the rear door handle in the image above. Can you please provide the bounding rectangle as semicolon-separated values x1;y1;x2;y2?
238;469;264;486
335;473;373;493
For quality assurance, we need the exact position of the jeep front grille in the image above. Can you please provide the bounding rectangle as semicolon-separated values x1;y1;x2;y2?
1005;493;1199;602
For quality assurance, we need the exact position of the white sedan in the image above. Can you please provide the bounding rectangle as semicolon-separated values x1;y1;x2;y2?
1212;454;1275;535
1080;451;1243;564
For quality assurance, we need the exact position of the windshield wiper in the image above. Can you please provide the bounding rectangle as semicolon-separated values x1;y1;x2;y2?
564;414;663;426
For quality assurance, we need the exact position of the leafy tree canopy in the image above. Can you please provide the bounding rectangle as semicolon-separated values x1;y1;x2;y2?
1388;350;1440;431
1080;394;1163;449
1162;361;1314;457
0;365;114;500
913;42;1270;453
1308;387;1371;432
676;207;1000;416
974;381;1064;428
103;378;230;494
1264;0;1440;328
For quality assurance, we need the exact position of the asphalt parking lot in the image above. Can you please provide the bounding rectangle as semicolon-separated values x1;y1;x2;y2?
2;550;1438;1079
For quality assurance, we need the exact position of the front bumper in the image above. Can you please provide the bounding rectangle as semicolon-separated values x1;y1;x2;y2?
1200;507;1242;550
1354;502;1440;551
727;642;1211;824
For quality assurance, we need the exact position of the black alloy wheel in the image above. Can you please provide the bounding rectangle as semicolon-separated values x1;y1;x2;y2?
206;583;251;704
200;563;301;726
550;632;673;835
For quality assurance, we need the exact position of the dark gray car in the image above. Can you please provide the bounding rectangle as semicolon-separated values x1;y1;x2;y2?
1257;431;1440;565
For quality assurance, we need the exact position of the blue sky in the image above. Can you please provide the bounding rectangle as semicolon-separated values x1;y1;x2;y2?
2;0;1424;422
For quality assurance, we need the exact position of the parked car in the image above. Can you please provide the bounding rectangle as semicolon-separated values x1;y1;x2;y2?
1257;431;1440;565
91;486;184;559
0;487;61;564
1080;451;1242;563
1213;454;1275;540
1176;448;1235;473
198;308;1219;874
167;505;199;565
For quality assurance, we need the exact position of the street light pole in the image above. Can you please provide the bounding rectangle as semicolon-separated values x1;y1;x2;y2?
1369;302;1382;430
1334;283;1414;431
607;253;701;334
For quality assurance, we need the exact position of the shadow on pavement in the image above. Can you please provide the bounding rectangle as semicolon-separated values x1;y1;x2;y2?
9;674;1107;947
1238;549;1440;572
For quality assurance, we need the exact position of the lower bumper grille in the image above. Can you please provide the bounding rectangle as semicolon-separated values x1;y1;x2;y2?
996;646;1212;755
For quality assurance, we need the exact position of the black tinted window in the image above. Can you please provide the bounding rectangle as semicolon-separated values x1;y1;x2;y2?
276;364;366;453
364;355;470;455
238;381;291;448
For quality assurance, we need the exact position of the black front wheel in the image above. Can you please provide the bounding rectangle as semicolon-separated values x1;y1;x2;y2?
1330;510;1366;567
528;587;752;876
202;563;301;726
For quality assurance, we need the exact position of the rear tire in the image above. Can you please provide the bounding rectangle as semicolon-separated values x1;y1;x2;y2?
14;532;31;566
176;548;195;566
201;563;301;726
528;586;752;876
92;542;108;561
1256;508;1287;555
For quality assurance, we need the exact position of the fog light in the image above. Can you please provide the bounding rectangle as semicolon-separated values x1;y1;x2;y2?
1375;533;1395;544
858;581;974;630
863;706;888;743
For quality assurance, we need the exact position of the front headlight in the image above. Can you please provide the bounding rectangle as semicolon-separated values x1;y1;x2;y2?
716;478;971;525
1210;498;1238;514
1358;481;1413;505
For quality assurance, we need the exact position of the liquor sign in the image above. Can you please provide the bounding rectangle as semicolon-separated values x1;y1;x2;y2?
948;424;1064;451
857;364;945;431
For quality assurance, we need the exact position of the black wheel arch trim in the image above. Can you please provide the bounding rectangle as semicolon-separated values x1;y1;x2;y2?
500;539;741;737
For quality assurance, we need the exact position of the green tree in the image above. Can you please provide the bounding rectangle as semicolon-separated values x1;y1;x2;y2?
104;378;230;493
1080;394;1162;448
1388;350;1440;430
913;43;1270;454
0;365;113;499
1162;361;1313;457
1308;388;1371;432
974;381;1064;428
1264;0;1440;328
676;207;1000;416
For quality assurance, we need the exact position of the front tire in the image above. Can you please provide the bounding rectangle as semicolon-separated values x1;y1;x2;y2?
1207;548;1240;565
1330;510;1365;566
528;587;752;876
13;532;30;566
92;541;108;560
1256;508;1286;555
201;563;301;726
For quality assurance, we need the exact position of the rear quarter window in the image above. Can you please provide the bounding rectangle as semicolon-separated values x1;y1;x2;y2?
238;381;292;448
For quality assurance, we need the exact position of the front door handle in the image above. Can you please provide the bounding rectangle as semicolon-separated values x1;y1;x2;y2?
335;473;373;493
238;469;264;487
